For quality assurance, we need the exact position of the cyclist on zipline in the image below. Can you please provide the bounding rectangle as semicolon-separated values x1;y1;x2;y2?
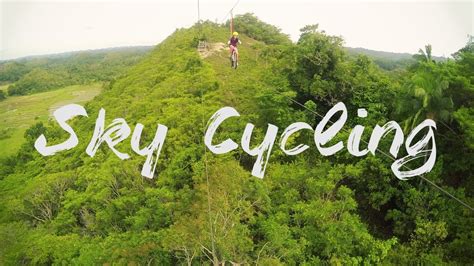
228;32;241;64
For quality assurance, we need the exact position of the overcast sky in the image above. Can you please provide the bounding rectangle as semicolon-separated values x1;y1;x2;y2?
1;0;472;60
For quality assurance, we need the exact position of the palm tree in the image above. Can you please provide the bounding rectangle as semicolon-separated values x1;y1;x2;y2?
396;49;454;186
397;60;453;132
413;44;434;63
404;66;454;130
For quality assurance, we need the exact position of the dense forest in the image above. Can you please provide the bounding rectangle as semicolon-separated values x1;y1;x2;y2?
0;46;152;96
0;14;473;264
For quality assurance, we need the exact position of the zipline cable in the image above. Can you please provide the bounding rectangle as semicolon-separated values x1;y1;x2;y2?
285;96;474;212
221;0;242;24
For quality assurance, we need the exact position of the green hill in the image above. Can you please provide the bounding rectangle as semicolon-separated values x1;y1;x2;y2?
345;47;447;71
0;46;152;96
0;15;473;265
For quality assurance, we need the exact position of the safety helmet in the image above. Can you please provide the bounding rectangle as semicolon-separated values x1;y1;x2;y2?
233;32;239;36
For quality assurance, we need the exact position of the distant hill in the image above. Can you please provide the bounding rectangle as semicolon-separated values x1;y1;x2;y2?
0;46;154;63
0;46;154;95
345;47;447;70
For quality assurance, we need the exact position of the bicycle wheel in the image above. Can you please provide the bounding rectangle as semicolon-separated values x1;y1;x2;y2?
231;51;237;69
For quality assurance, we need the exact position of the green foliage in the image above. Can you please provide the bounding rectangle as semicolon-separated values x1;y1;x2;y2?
230;13;291;45
454;107;474;149
257;161;396;264
8;68;69;95
395;60;454;131
0;61;29;83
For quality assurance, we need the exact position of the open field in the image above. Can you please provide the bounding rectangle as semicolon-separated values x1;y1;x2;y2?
0;83;102;158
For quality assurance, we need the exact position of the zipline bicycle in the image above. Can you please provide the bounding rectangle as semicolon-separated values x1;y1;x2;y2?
228;31;241;69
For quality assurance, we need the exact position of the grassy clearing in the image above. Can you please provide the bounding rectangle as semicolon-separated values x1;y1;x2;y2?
0;83;102;158
0;84;10;92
